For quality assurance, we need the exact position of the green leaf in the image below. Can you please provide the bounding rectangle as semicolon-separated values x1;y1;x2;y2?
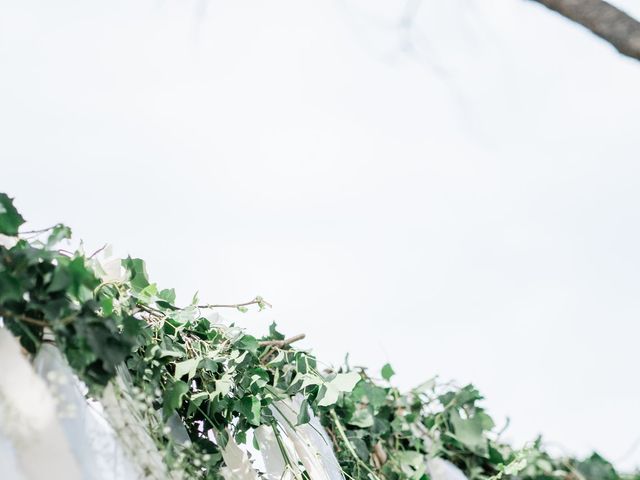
174;358;201;380
317;372;361;407
122;315;145;338
122;257;150;291
0;193;25;235
158;288;176;303
577;453;618;480
297;398;311;425
236;396;261;426
101;297;114;316
163;380;189;419
381;363;395;381
347;408;374;428
268;321;285;341
46;224;72;247
449;409;489;455
352;381;388;409
236;334;259;355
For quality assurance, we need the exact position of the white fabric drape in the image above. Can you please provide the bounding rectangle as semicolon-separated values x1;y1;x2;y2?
264;395;345;480
0;328;82;480
427;457;469;480
33;342;142;480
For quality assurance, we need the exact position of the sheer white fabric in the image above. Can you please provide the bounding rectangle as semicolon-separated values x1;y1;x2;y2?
427;457;469;480
0;328;82;480
220;431;260;480
97;369;171;479
0;424;27;480
265;395;345;480
33;342;142;480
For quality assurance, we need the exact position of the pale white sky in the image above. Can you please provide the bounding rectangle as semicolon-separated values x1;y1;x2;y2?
2;0;640;470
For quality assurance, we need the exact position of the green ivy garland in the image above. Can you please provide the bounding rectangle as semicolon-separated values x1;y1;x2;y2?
0;192;637;480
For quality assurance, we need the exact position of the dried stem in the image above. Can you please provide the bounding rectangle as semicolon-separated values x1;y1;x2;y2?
0;308;48;327
259;333;305;348
198;296;271;310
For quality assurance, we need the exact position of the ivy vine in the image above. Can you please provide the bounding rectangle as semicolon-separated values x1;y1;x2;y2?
0;192;636;480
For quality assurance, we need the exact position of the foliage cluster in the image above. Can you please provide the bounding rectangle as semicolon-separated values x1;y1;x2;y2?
0;192;637;480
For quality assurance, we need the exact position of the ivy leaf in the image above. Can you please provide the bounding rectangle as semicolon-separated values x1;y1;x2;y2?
381;363;395;381
349;437;370;462
352;382;387;409
297;398;311;425
449;409;489;456
122;315;146;340
347;408;374;428
577;453;618;480
158;288;176;304
236;334;259;355
101;297;114;316
82;322;132;374
0;271;23;303
396;451;426;477
317;372;361;407
236;396;261;426
46;224;72;247
0;193;25;235
268;321;285;341
211;373;234;399
163;380;189;419
174;358;201;381
122;257;150;291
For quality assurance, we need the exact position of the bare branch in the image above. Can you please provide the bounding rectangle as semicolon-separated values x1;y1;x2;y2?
88;243;108;259
18;225;58;235
259;333;306;348
198;296;272;310
531;0;640;61
0;308;48;327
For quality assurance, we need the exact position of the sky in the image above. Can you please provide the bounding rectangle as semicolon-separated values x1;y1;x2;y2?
1;0;640;470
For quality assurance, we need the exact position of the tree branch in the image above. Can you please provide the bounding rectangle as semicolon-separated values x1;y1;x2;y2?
531;0;640;61
0;308;48;327
258;333;305;347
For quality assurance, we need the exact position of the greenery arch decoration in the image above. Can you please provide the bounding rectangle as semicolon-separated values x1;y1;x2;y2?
0;192;635;480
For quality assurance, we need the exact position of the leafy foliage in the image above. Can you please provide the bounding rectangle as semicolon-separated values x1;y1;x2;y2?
0;193;637;480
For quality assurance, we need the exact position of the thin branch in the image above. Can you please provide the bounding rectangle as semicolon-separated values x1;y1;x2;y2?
530;0;640;61
259;333;306;348
197;296;271;310
18;225;58;235
136;303;166;318
0;308;48;327
329;409;382;480
88;243;108;259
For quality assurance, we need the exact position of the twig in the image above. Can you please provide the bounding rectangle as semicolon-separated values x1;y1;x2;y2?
259;346;274;364
373;442;388;465
0;308;48;327
18;225;58;235
136;304;166;318
88;243;108;259
259;333;305;348
197;296;271;310
329;409;382;480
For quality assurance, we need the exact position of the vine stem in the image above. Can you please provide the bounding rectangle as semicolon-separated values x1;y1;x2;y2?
329;409;382;480
18;225;58;235
197;296;271;310
0;308;48;327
